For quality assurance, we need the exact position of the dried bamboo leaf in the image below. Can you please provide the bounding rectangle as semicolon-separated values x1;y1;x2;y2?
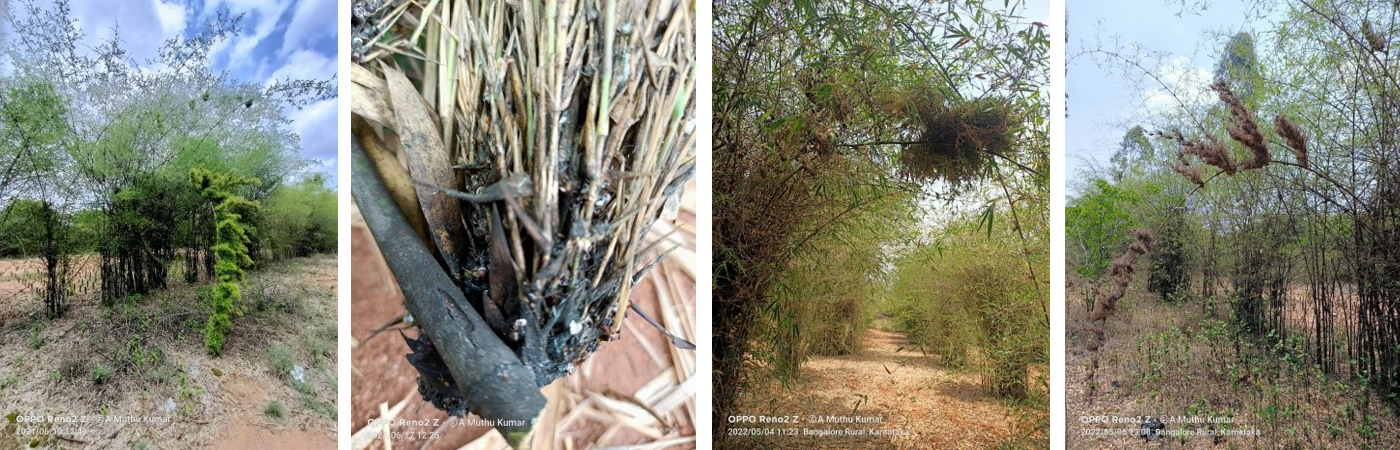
351;64;391;125
383;64;468;274
353;116;430;245
349;393;411;450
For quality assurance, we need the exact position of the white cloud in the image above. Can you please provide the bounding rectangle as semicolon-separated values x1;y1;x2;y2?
265;48;334;84
1142;56;1213;113
67;1;180;62
202;0;293;77
289;97;338;178
151;0;187;37
279;0;334;57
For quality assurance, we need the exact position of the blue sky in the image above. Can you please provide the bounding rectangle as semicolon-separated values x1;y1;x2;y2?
13;0;339;184
1066;0;1279;199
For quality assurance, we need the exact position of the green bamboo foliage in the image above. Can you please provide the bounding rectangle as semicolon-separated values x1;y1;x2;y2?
192;168;261;356
889;211;1048;399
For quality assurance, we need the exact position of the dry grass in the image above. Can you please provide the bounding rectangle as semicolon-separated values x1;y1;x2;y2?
0;255;338;448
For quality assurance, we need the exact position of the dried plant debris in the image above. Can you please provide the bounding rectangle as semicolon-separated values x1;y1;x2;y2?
1363;18;1387;53
1171;153;1205;187
404;333;469;417
1081;228;1154;403
350;0;400;63
351;0;696;429
1213;80;1270;170
1162;129;1237;176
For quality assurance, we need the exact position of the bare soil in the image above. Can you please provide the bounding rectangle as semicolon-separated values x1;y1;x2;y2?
0;254;338;449
209;373;333;450
0;255;101;325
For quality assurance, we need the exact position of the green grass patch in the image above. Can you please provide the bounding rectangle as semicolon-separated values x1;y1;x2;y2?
91;364;110;386
264;399;285;419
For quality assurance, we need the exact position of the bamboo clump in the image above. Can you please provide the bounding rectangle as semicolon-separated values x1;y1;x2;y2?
350;0;695;445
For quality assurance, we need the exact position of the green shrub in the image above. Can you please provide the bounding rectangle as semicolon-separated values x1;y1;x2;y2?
27;323;44;350
0;375;18;395
306;325;335;369
260;175;336;261
1067;179;1139;278
1147;206;1190;302
888;212;1047;400
266;341;294;380
91;364;110;385
295;380;335;419
750;177;910;383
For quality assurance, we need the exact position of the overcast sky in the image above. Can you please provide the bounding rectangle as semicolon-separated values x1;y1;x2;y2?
7;0;338;184
1065;0;1282;199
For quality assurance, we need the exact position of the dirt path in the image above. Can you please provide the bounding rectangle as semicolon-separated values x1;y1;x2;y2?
210;373;334;450
737;321;1018;450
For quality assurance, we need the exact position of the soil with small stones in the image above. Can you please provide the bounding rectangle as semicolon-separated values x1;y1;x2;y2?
731;320;1022;450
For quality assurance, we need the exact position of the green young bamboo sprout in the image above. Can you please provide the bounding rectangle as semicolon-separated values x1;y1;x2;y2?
192;168;261;356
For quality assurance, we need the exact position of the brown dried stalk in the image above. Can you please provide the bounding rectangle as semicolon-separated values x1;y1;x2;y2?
1163;83;1314;187
1082;227;1153;406
1162;129;1237;176
1172;154;1205;187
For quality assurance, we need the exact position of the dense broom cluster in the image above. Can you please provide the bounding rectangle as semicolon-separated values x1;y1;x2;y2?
1163;79;1311;187
896;88;1015;187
